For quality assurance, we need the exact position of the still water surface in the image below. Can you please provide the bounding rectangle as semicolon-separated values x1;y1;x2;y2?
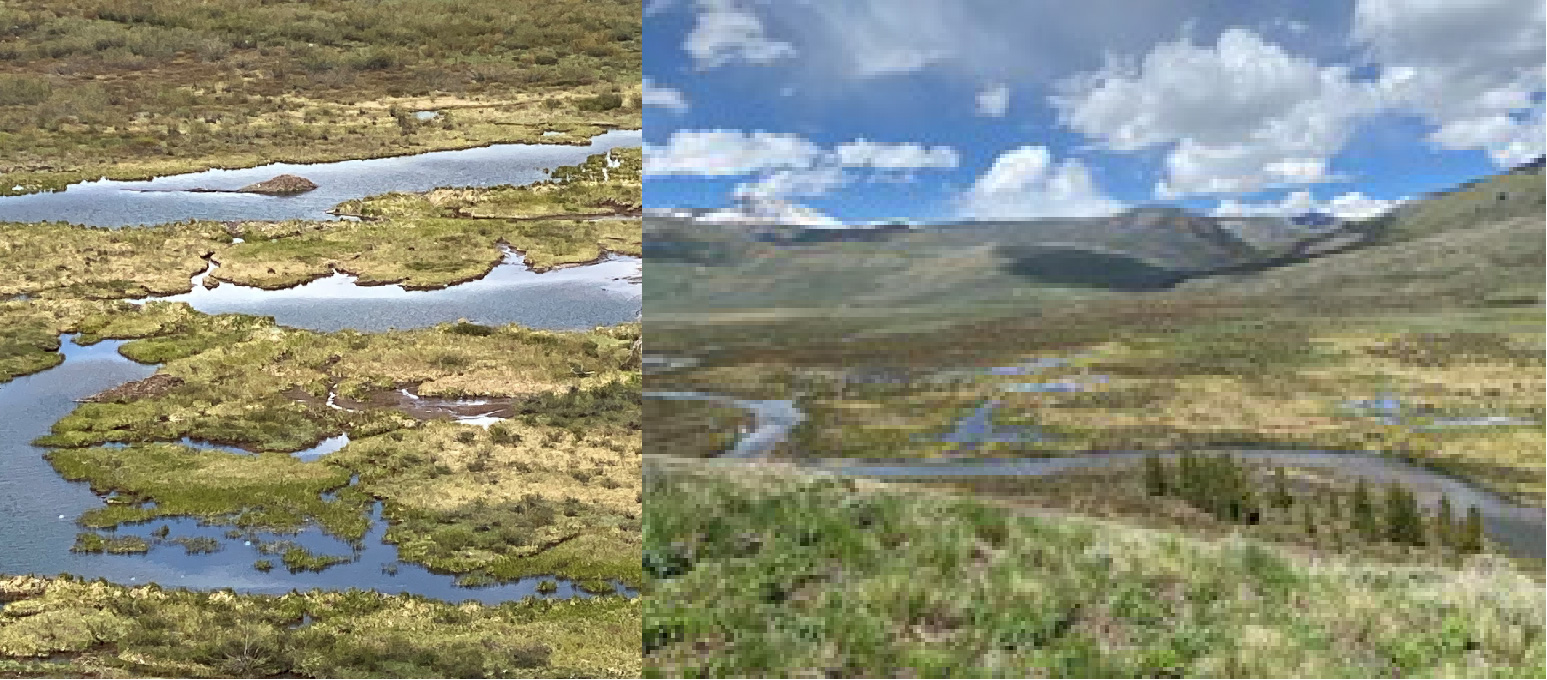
0;337;632;601
0;129;639;227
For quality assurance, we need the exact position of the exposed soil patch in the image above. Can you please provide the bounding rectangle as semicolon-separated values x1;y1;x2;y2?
288;382;519;420
335;385;517;419
80;374;184;403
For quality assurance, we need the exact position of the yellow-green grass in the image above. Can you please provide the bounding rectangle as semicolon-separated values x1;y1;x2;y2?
330;420;642;589
216;213;641;290
648;304;1543;505
0;220;227;299
47;443;367;539
0;574;641;677
39;319;637;449
33;311;642;584
644;461;1545;678
0;0;640;195
335;147;643;220
924;462;1520;568
1;148;642;303
0;298;242;384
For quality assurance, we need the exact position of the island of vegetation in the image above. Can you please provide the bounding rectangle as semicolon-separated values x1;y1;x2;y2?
0;0;642;671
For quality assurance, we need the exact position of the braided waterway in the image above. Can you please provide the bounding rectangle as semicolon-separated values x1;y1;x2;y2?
643;355;1545;559
0;138;643;600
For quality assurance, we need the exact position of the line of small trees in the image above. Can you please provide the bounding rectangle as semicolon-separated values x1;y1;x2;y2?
1144;453;1484;553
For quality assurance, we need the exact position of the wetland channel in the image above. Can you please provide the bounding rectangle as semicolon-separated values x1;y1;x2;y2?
0;129;639;227
643;355;1546;560
0;134;642;602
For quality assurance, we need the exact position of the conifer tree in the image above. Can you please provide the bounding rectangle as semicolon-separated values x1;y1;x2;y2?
1459;506;1484;554
1144;453;1168;497
1352;478;1377;540
1302;503;1317;536
1325;491;1340;521
1384;483;1424;546
1435;494;1455;550
1271;466;1293;509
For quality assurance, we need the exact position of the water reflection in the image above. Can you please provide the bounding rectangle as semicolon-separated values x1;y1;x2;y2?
0;336;636;600
0;129;640;227
133;251;641;333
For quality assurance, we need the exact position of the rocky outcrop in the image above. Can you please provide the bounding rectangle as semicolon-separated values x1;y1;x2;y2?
238;174;318;195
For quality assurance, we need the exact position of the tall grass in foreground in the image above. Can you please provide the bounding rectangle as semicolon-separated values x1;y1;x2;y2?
644;461;1545;678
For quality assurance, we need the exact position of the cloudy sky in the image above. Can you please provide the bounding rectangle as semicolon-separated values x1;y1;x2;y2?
642;0;1545;225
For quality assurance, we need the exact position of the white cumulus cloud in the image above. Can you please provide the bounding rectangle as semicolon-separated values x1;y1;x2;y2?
957;146;1125;219
976;84;1010;117
642;78;690;113
1054;28;1387;198
645;130;822;175
1355;0;1545;167
684;0;796;68
833;139;960;170
647;131;963;219
1213;190;1405;221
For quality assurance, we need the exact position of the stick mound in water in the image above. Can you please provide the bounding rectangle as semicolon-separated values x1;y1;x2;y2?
238;174;318;195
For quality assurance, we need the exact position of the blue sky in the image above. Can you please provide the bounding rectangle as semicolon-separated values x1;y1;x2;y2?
643;0;1544;225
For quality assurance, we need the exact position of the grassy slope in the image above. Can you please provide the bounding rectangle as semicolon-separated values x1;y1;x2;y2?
0;0;641;195
644;462;1544;678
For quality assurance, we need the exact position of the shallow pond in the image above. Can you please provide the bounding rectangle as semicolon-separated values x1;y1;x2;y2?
135;250;641;332
0;336;632;601
0;129;640;227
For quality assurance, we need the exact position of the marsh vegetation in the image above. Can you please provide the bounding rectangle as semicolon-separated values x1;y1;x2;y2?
0;574;640;677
0;0;641;195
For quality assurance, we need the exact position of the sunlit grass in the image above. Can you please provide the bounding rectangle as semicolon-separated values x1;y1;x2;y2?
644;461;1545;678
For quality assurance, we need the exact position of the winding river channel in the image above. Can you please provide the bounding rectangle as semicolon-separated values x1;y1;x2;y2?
0;133;641;602
643;356;1546;560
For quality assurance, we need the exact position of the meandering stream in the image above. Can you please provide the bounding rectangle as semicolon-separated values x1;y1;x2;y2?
643;355;1546;559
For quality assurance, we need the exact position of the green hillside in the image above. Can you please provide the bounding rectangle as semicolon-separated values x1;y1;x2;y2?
645;462;1545;678
1363;161;1545;246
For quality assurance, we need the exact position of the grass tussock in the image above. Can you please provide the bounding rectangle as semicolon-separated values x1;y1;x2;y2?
34;311;641;584
0;574;640;677
643;462;1545;678
47;443;367;538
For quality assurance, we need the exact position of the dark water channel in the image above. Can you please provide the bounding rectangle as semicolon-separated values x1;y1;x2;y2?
0;130;640;227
